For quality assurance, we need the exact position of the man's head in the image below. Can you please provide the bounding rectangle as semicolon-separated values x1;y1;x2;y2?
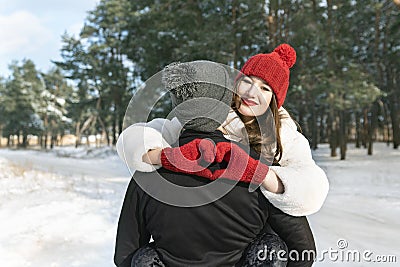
162;60;232;132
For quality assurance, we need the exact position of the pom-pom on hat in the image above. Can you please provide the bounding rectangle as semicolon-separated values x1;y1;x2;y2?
240;43;296;108
162;60;232;132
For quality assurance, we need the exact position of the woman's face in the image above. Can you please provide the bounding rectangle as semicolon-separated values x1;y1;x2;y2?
236;76;273;117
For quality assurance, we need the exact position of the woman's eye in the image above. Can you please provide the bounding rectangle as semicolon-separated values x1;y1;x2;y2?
262;86;271;92
243;79;252;84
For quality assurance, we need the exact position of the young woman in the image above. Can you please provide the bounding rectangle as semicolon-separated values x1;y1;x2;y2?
117;44;329;217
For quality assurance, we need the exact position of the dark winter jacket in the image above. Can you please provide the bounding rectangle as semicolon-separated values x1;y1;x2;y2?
114;130;315;267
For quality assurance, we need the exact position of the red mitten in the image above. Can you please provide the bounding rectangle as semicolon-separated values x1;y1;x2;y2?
160;138;216;179
211;142;269;185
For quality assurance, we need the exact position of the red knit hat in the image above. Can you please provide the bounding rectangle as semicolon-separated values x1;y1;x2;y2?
240;43;296;108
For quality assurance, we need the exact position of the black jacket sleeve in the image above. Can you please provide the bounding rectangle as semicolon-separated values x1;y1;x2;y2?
267;204;316;267
114;178;151;267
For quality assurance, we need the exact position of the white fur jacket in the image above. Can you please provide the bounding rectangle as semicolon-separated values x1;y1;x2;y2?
116;107;329;216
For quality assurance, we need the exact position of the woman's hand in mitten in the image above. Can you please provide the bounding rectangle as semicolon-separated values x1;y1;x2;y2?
210;142;269;185
160;138;216;179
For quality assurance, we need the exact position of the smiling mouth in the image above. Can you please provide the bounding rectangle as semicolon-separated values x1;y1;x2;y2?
242;98;258;106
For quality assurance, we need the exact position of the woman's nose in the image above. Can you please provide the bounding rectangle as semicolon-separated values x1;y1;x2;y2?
245;84;258;97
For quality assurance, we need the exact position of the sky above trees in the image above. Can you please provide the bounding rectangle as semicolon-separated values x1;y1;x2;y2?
0;0;98;76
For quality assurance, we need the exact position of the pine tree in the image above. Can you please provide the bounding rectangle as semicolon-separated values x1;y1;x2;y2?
2;61;44;147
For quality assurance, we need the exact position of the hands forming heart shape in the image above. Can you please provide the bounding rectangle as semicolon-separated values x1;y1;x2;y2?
160;138;269;185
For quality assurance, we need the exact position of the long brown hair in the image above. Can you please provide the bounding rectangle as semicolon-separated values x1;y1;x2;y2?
231;77;287;164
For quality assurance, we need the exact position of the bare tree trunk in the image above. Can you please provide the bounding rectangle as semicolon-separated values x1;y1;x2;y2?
311;0;317;14
326;0;335;70
75;116;94;148
367;102;379;155
362;108;368;148
97;116;110;146
383;101;391;145
355;111;362;148
112;106;117;146
44;133;49;149
330;131;338;157
43;114;48;149
329;111;338;157
374;6;384;85
75;122;81;148
339;110;347;160
118;110;123;141
268;0;279;48
311;104;318;150
18;131;22;146
319;109;326;144
232;0;239;70
389;97;400;149
50;134;56;149
367;138;373;155
22;129;28;148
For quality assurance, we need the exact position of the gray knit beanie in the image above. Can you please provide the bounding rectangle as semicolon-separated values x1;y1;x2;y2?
162;60;232;132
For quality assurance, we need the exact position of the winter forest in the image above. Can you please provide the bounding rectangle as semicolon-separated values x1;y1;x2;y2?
0;0;399;160
1;1;400;267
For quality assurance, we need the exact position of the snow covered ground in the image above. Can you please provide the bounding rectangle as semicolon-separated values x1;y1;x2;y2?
0;143;399;266
0;147;130;267
310;143;400;266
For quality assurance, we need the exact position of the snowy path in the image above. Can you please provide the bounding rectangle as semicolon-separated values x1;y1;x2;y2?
1;143;399;266
0;148;131;267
